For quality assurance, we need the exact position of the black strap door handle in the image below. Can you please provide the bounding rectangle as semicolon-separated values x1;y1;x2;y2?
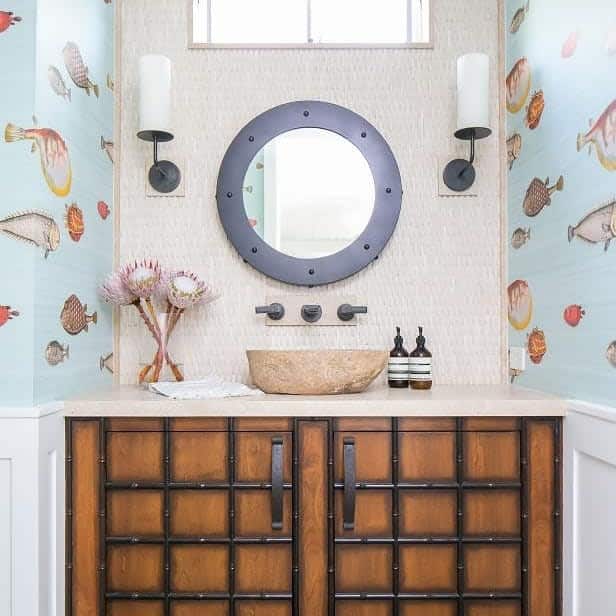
343;438;356;530
271;437;284;530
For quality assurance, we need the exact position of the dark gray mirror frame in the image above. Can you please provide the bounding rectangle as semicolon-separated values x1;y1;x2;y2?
216;101;403;286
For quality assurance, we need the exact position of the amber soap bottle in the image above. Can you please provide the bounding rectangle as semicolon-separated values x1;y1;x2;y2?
388;327;409;388
409;326;433;390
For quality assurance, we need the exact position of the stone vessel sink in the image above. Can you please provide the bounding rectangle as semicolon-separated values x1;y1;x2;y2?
246;350;388;395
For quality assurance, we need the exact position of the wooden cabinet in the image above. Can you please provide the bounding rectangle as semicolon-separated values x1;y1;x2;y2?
67;416;561;616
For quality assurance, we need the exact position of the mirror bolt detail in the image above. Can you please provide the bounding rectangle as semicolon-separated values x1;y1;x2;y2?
337;304;368;322
255;303;285;321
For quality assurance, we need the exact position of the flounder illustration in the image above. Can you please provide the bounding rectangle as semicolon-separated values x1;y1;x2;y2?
577;100;616;171
60;294;97;335
525;90;545;130
506;58;531;114
568;200;616;251
4;121;72;196
0;210;60;257
63;42;99;97
523;176;564;217
45;341;69;366
507;133;522;170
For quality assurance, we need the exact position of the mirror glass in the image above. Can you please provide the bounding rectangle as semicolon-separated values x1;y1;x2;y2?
242;128;375;259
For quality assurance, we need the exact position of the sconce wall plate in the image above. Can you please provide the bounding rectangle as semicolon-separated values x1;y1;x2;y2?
443;126;492;193
138;129;181;194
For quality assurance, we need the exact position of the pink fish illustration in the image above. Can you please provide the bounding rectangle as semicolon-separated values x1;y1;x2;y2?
4;122;72;196
605;27;616;56
0;11;21;33
561;31;579;58
577;100;616;171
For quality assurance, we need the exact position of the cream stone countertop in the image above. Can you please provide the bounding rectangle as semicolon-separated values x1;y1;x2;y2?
64;384;566;417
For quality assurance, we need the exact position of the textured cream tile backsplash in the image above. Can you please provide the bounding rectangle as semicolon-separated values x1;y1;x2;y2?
118;0;505;386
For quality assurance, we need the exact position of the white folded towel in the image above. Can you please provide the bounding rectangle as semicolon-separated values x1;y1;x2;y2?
148;377;263;400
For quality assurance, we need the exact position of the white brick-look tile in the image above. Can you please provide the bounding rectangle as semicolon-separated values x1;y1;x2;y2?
118;0;505;386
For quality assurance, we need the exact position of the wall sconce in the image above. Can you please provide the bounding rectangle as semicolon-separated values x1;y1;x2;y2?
137;54;181;194
443;53;491;193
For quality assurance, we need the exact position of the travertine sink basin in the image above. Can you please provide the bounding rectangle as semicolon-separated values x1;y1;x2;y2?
246;350;388;395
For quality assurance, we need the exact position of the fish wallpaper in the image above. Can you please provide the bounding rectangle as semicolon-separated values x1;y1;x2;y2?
0;0;114;406
507;0;616;406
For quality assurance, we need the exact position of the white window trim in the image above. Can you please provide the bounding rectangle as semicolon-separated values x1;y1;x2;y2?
188;0;433;49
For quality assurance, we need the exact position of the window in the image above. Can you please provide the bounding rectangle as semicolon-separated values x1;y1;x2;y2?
190;0;431;48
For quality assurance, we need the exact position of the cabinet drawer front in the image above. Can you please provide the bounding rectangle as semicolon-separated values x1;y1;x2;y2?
464;432;520;482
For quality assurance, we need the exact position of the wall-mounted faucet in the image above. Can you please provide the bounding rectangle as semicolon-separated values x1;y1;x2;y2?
337;304;368;322
301;304;322;323
255;303;285;321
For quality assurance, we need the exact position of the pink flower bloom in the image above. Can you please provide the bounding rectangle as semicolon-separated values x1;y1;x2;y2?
99;271;137;306
121;259;162;299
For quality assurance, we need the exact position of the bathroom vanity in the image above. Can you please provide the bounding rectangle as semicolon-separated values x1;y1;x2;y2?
65;385;565;616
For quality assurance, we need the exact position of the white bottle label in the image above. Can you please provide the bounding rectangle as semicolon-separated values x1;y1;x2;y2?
409;357;432;381
388;357;409;381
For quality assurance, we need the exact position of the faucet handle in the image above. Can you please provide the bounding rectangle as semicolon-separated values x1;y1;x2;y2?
255;303;285;321
337;304;368;322
301;304;323;323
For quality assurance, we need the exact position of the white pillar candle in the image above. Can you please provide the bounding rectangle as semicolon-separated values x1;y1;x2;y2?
457;53;490;132
138;54;172;135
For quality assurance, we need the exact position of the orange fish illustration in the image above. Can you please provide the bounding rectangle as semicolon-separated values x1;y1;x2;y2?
65;203;84;242
506;57;531;114
0;11;21;33
0;305;19;328
4;122;72;196
525;90;545;130
577;100;616;171
527;328;547;364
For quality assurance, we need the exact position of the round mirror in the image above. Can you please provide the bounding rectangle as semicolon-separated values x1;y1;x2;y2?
243;128;376;259
217;101;402;286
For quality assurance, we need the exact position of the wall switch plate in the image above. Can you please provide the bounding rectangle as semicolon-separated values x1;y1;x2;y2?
145;157;186;197
260;296;361;326
437;156;478;198
509;346;526;372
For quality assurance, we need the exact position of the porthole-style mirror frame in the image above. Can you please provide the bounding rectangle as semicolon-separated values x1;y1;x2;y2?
216;101;403;286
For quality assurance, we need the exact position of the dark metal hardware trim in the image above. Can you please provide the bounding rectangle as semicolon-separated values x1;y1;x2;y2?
443;126;492;193
301;304;322;323
343;438;356;530
271;437;284;530
255;302;285;320
337;303;368;322
216;100;403;286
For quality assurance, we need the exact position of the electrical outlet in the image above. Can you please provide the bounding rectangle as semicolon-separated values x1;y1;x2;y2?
509;347;526;372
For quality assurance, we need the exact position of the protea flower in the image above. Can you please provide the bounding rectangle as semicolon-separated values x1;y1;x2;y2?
167;271;216;309
99;271;137;306
121;259;162;299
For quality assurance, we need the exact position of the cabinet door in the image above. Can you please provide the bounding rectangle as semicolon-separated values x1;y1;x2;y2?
69;419;296;616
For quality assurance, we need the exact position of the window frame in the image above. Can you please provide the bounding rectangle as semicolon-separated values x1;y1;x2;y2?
188;0;433;49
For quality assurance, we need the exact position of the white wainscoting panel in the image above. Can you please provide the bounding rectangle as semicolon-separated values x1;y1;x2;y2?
0;458;12;616
564;404;616;616
0;407;64;616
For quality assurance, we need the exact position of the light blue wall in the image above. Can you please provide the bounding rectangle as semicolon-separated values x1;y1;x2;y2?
0;0;114;407
0;1;37;405
506;0;616;406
